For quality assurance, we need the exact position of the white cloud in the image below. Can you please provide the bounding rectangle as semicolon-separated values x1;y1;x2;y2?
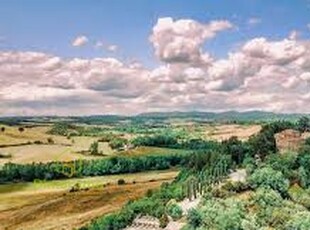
247;17;261;26
289;30;299;40
2;17;310;115
72;35;88;47
107;45;118;52
150;17;233;63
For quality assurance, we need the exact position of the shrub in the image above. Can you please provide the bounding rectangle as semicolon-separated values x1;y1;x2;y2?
199;198;246;229
248;167;289;195
47;137;54;144
285;211;310;230
33;140;43;145
109;137;128;150
250;188;283;209
117;179;126;185
89;141;99;155
166;203;183;220
69;183;81;192
222;181;249;193
211;187;230;198
159;214;169;228
187;208;203;228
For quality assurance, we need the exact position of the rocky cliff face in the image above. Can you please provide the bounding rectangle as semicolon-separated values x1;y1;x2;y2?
275;129;310;153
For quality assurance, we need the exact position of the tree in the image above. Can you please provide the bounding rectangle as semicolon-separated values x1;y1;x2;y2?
18;127;25;133
1;127;5;132
297;116;310;133
89;141;99;155
222;136;247;165
248;167;289;195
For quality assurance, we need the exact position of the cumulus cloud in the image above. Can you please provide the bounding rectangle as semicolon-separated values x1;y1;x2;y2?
1;17;310;115
72;35;88;47
150;17;233;63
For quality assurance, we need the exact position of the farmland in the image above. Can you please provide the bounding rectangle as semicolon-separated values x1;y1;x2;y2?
1;114;309;230
0;170;178;230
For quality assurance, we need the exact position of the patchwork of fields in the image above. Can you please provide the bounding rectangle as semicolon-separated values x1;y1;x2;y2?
0;120;263;230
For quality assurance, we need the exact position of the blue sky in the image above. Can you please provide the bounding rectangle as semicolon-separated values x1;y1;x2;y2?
1;0;310;115
1;0;310;66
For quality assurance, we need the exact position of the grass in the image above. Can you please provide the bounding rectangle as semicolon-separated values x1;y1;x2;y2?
0;170;178;230
0;169;179;195
0;126;115;165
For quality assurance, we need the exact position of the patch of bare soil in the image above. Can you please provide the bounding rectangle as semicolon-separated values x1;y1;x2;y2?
0;180;173;230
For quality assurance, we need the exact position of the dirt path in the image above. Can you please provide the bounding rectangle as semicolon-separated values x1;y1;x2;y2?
0;176;176;230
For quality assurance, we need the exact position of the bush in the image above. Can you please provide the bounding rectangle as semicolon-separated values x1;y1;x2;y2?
89;141;100;155
248;167;289;195
109;137;128;150
250;188;283;209
47;137;54;144
187;208;203;228
285;211;310;230
222;181;249;193
166;203;183;220
159;214;169;228
211;187;230;198
199;198;246;229
117;179;126;185
33;140;43;145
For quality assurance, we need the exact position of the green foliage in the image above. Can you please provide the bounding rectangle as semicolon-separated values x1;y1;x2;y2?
247;120;295;159
166;203;183;220
187;208;203;228
0;154;185;182
250;188;283;209
248;167;289;195
89;141;100;155
265;152;298;180
285;211;310;230
221;181;249;193
222;136;248;165
86;181;184;230
198;198;246;230
297;116;310;133
289;184;310;209
109;137;128;150
48;122;76;136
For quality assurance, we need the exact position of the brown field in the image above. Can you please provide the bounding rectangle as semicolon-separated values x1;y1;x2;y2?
0;170;178;230
205;124;261;141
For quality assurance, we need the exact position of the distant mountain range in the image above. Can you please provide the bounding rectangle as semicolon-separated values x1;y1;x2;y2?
0;111;308;125
137;111;307;121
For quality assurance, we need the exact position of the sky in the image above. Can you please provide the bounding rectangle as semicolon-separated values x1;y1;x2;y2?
0;0;310;116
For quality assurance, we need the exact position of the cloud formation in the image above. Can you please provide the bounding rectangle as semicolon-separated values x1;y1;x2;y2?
1;17;310;115
72;35;88;47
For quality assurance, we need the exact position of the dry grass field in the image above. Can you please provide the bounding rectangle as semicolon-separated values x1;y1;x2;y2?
0;170;178;230
205;124;261;141
0;126;114;165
